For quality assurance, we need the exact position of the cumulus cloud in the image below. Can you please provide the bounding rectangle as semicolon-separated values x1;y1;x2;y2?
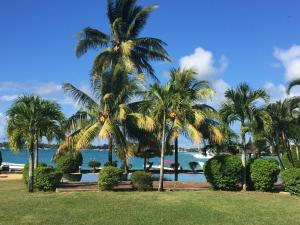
274;45;300;81
179;47;230;107
179;47;228;80
263;82;300;102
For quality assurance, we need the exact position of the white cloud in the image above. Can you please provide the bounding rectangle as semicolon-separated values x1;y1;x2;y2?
274;45;300;81
179;47;228;80
0;95;19;101
179;47;229;108
263;82;300;102
0;112;7;139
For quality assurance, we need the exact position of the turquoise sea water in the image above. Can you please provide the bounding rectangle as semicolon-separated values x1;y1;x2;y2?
1;148;206;170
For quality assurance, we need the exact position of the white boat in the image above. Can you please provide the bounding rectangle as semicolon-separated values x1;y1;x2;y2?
1;162;25;171
148;165;174;170
192;152;215;159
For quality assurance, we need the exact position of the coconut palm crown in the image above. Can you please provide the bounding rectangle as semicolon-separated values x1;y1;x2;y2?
76;0;170;82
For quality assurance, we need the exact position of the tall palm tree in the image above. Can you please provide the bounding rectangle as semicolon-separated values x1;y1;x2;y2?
141;83;174;191
76;0;170;82
220;83;269;191
287;79;300;94
168;68;223;180
6;95;64;192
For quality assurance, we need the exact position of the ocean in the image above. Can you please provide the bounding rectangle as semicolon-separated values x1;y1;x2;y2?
1;148;206;170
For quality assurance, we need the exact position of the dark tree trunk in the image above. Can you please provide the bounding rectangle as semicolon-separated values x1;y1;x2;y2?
108;137;113;164
28;150;34;192
275;145;285;170
144;152;147;171
158;112;166;192
174;137;179;181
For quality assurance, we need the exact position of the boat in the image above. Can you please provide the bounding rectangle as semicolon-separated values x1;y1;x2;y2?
1;162;25;171
192;152;215;159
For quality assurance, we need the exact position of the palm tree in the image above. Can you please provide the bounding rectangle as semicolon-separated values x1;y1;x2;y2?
263;98;300;168
220;83;269;191
141;83;174;191
6;95;64;192
287;79;300;94
168;68;223;180
76;0;170;82
59;65;153;172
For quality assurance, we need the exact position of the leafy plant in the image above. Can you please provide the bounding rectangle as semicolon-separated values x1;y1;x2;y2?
131;171;153;191
204;154;243;191
55;151;83;174
188;162;198;172
104;161;118;167
98;166;123;191
250;158;279;192
281;168;300;196
88;160;101;172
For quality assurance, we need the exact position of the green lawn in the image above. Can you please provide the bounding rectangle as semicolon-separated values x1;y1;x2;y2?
1;180;300;225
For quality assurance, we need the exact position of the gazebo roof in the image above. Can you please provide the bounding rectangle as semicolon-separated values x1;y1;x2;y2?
245;138;257;154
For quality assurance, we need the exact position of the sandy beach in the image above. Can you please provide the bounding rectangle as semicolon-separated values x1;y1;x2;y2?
0;173;22;180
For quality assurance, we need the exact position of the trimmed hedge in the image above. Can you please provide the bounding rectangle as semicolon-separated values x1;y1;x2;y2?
281;168;300;196
250;158;279;192
204;154;242;191
63;173;82;182
55;151;83;174
104;161;118;167
23;163;62;191
98;166;123;191
131;171;153;191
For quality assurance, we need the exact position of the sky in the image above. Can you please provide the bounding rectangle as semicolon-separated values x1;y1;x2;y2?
1;0;300;146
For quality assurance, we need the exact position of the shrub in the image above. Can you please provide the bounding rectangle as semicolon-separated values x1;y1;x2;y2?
23;163;62;191
188;161;198;172
250;158;279;192
35;167;62;191
98;166;123;191
104;160;118;167
131;171;153;191
88;160;101;172
281;168;300;196
204;154;242;191
55;151;83;174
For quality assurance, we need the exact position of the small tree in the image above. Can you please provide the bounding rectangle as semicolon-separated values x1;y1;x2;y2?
188;162;198;172
88;160;101;173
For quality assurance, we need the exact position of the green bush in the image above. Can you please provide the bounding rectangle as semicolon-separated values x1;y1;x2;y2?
63;173;82;182
104;160;118;167
204;154;242;191
23;163;62;191
250;158;279;192
88;160;101;172
55;151;83;174
35;167;62;191
131;171;153;191
98;166;123;191
188;161;198;172
281;168;300;196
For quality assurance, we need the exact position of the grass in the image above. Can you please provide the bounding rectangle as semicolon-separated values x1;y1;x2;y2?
1;180;300;225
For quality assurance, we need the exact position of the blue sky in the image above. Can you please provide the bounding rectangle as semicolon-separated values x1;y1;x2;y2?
1;0;300;145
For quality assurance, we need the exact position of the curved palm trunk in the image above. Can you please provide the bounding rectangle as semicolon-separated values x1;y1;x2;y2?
108;137;113;164
241;124;247;191
158;112;166;191
296;145;300;161
275;145;285;170
174;137;179;181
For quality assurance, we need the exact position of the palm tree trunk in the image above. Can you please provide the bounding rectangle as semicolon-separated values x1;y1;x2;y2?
28;146;34;192
108;137;113;165
158;112;166;191
144;152;147;171
275;145;285;170
174;137;179;181
34;138;38;168
241;124;247;191
296;145;300;161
